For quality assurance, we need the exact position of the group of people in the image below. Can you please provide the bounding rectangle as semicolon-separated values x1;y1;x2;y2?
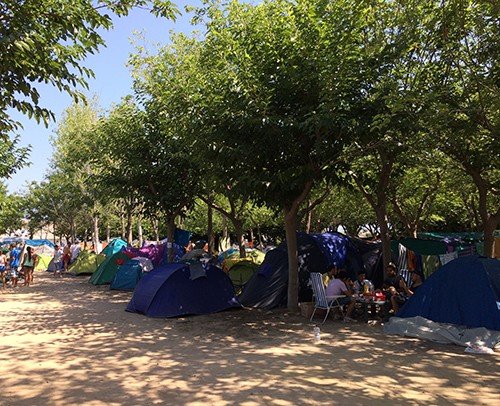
51;242;75;277
320;261;424;322
0;241;82;291
0;244;39;292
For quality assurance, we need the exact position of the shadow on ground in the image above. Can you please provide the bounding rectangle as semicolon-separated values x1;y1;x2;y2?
0;272;498;405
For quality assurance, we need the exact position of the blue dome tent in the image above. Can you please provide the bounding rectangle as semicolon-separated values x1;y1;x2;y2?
101;238;127;257
110;259;146;291
126;263;241;318
397;256;500;331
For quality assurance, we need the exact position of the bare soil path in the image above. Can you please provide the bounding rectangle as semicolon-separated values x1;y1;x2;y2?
0;272;498;405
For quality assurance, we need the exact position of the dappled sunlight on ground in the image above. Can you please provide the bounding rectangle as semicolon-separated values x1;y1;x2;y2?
0;271;498;405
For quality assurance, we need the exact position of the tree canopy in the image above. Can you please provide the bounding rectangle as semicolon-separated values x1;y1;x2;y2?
0;0;177;134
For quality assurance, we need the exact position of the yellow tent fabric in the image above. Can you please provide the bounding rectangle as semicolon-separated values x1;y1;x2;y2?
68;251;106;275
35;253;52;272
222;250;265;272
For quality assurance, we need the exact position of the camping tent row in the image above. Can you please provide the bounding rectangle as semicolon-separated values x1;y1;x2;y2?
89;251;155;291
238;232;382;310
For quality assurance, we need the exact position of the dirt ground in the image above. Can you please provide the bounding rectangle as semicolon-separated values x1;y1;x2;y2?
0;272;499;406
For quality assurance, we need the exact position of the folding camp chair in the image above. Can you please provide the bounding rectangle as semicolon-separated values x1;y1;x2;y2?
309;272;345;324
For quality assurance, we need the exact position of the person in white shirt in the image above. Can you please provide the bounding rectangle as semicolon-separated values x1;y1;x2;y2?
353;271;373;295
325;270;356;322
53;245;63;277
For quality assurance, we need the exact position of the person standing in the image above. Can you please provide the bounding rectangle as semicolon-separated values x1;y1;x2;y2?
21;246;38;287
63;242;72;272
9;244;22;288
0;249;8;292
53;245;63;277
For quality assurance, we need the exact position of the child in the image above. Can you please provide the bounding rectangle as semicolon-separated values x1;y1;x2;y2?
9;244;21;288
0;249;7;291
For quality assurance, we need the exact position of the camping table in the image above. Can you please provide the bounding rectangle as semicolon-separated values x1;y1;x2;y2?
355;296;386;323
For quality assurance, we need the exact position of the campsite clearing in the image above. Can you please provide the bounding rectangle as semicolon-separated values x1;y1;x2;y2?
0;273;498;405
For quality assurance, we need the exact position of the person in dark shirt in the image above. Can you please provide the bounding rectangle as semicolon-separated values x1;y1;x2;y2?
383;262;399;290
392;271;423;313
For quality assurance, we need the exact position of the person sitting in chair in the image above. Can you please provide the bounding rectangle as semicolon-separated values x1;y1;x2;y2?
391;271;424;313
322;264;339;288
325;270;356;322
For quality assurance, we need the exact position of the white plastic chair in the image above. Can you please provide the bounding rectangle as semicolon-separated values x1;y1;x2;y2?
310;272;345;324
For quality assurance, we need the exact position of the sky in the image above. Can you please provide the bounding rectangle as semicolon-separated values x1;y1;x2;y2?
5;0;201;194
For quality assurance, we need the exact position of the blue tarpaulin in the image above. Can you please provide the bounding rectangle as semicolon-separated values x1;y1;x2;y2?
25;239;55;248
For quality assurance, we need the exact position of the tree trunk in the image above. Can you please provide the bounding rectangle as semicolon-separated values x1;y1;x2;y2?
106;225;110;243
92;215;100;254
353;153;394;274
152;218;160;244
120;212;126;240
234;220;246;258
137;214;143;247
375;205;391;279
126;209;133;245
257;223;263;247
83;229;89;250
306;200;313;233
207;202;214;255
469;171;499;258
284;207;299;311
166;216;176;262
220;216;229;251
71;219;76;243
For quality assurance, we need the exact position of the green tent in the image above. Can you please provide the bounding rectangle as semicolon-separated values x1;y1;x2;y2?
222;249;265;271
226;260;259;294
101;238;128;257
89;251;130;285
68;251;105;275
35;253;53;272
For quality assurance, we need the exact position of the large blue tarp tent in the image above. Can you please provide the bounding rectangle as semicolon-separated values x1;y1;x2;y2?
126;263;241;318
238;232;381;309
110;259;144;291
397;256;500;331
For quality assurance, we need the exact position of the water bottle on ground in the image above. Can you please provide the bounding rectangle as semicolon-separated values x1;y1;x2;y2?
313;326;321;342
